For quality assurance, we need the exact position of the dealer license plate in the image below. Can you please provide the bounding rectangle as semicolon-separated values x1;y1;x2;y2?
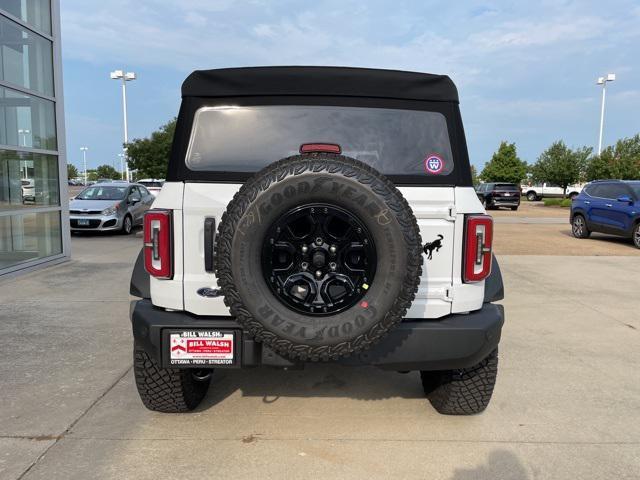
77;219;90;225
168;330;235;366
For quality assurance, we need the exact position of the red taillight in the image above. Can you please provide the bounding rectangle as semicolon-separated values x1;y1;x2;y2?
300;143;342;154
143;209;173;279
463;215;493;283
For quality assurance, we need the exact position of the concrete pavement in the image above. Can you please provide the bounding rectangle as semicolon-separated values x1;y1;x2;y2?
1;234;639;479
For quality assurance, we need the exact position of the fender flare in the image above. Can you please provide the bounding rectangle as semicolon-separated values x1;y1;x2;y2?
484;254;504;303
130;248;150;299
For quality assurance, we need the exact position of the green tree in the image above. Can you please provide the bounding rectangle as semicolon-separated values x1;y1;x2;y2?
585;134;640;180
470;164;479;186
67;164;79;179
481;141;527;184
126;119;176;179
95;164;121;180
531;141;591;196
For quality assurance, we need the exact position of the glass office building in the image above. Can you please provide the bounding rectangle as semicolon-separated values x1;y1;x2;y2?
0;0;69;275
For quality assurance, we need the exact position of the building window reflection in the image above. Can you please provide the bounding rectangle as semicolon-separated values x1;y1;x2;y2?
0;86;57;150
0;0;51;35
0;2;66;275
0;14;54;96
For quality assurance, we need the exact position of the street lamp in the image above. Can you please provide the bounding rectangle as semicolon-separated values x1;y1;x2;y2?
110;69;136;181
80;147;88;185
117;153;125;180
596;73;615;155
18;129;30;147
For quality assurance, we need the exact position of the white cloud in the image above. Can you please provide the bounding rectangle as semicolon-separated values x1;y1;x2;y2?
59;1;635;86
469;16;611;50
184;11;208;28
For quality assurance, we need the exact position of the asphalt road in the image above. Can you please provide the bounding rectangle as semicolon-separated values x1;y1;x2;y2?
1;231;639;479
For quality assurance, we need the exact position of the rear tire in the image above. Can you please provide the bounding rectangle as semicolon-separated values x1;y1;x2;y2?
526;192;538;202
421;349;498;415
134;343;211;413
572;214;590;239
510;206;518;211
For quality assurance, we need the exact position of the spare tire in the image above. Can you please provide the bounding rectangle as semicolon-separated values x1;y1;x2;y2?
215;153;422;361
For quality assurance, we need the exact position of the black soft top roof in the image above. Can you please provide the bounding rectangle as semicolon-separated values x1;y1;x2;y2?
182;66;459;103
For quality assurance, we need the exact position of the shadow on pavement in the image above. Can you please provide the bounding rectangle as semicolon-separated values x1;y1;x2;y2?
557;228;633;245
451;449;529;480
70;226;142;238
196;364;426;410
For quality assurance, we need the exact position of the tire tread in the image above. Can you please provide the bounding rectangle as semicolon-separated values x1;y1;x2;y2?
422;349;498;415
133;345;210;413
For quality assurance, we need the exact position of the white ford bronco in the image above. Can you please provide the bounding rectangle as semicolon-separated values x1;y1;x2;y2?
129;66;504;415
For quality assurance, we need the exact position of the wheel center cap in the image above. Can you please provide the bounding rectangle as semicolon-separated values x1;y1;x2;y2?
312;250;326;268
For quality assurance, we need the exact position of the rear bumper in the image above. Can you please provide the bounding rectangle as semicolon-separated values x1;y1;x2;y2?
70;214;123;231
131;300;504;371
490;198;520;206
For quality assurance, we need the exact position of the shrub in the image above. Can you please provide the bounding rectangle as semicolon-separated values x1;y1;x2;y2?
543;198;572;207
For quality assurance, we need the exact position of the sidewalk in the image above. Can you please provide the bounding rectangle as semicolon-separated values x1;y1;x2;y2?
0;234;141;479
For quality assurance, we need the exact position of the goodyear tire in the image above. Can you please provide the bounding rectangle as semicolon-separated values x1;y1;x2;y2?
421;349;498;415
134;343;211;412
215;153;423;361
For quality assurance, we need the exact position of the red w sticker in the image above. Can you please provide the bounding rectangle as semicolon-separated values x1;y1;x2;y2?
424;154;444;174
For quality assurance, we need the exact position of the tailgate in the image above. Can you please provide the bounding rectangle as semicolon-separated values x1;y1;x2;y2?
399;187;455;318
182;183;455;318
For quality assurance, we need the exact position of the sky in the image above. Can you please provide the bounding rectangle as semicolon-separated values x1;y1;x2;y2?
60;0;640;172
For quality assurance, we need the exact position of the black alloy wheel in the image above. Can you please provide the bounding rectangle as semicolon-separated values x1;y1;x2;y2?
262;203;376;316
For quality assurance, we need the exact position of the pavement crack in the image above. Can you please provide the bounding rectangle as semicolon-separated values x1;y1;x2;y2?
1;435;63;441
16;365;133;480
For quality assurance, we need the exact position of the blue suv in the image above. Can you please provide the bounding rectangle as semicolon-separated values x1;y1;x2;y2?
571;180;640;248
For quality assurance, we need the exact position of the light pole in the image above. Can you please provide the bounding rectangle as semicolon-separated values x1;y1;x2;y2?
596;73;616;155
110;69;136;181
118;153;125;180
80;147;88;185
18;129;30;147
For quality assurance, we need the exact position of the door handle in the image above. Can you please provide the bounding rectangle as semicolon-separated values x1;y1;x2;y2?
584;201;590;204
606;203;613;207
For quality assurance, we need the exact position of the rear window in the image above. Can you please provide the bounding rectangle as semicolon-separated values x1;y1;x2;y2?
139;181;164;188
186;105;454;176
494;184;519;191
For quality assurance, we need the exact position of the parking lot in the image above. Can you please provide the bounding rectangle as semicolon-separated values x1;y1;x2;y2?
1;215;639;479
492;202;640;256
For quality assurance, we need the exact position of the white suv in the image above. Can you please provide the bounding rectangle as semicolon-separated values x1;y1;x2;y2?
522;182;583;201
129;67;505;415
